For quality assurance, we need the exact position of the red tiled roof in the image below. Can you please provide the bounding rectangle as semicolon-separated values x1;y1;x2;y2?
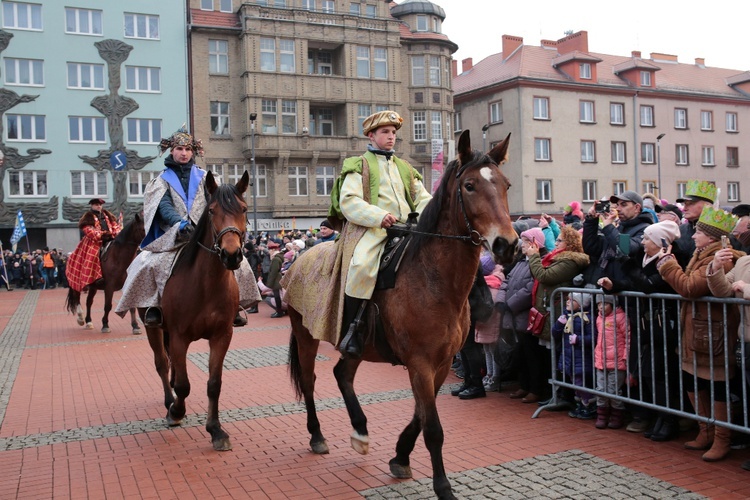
190;9;241;29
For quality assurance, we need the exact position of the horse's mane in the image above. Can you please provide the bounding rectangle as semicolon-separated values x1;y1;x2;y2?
113;216;141;245
174;183;244;270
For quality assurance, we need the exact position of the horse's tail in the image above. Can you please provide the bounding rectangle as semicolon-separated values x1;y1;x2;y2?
287;332;304;402
65;288;80;315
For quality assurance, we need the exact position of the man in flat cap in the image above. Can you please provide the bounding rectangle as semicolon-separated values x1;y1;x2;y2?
330;110;432;358
66;198;121;294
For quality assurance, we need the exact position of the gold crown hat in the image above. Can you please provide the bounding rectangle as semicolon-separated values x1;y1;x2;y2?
158;124;204;157
696;205;738;239
676;179;717;204
362;110;403;136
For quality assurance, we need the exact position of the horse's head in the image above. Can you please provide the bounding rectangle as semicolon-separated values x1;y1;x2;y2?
454;130;517;265
204;170;249;270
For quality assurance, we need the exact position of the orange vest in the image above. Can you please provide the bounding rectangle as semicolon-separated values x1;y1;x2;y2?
43;253;54;268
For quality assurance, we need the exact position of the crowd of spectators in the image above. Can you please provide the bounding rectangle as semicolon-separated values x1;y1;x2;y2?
2;247;67;290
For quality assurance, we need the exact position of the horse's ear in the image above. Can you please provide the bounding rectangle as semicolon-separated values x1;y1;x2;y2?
206;170;218;196
457;129;472;164
488;133;511;166
236;170;250;195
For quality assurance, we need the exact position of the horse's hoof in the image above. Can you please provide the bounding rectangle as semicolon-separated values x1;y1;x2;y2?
212;438;232;451
101;327;111;333
311;441;329;455
76;315;84;326
388;460;412;479
350;431;369;455
85;322;93;330
132;328;142;335
166;407;182;427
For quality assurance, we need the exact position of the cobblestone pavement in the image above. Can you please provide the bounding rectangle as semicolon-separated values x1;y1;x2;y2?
0;289;747;499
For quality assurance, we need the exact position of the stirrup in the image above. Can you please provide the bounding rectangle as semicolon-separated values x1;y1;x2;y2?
144;306;162;327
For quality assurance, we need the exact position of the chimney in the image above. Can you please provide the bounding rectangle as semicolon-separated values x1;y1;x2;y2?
541;39;557;48
502;35;523;57
452;59;458;77
462;58;473;73
631;51;641;58
695;57;705;67
556;30;588;55
650;52;678;62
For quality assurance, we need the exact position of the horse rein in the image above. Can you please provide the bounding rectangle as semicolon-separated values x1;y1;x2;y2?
197;213;245;256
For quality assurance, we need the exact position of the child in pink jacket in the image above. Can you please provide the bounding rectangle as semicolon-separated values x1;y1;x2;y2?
594;294;630;430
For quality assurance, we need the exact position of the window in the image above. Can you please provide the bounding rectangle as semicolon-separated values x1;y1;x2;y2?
640;71;651;86
431;111;442;140
578;62;592;79
128;170;157;197
310;107;333;135
676;182;687;200
357;105;371;134
261;99;277;133
413;111;426;141
201;0;232;11
308;49;332;75
8;170;46;197
432;17;441;32
727;147;739;167
416;14;428;31
676;144;689;165
612;181;626;196
700;110;713;131
125;66;160;92
580;140;595;162
533;97;549;120
411;56;424;86
4;58;43;86
579;101;595;123
288;166;308;196
279;39;295;73
201;0;212;9
366;4;376;17
701;146;715;166
536;179;552;202
281;100;296;134
674;108;687;129
210;101;230;135
6;114;45;141
611;142;626;163
582;180;597;202
68;116;106;143
65;7;101;35
316;166;335;196
260;38;275;71
640;105;654;127
3;2;42;30
71;171;107;197
535;138;551;161
641;143;655;164
489;101;502;124
348;3;359;14
209;40;228;74
356;46;370;78
321;0;334;13
610;102;624;125
726;112;738;132
373;47;387;79
454;112;462;132
67;63;104;90
642;181;656;194
429;55;440;86
254;164;267;197
124;13;159;40
207;164;224;184
728;182;740;202
227;164;245;185
126;118;161;144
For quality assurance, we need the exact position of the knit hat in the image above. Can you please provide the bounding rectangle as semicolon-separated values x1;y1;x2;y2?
512;220;529;236
293;239;305;251
643;221;681;246
362;110;403;136
597;294;616;307
696;205;738;239
520;227;545;247
569;291;592;310
676;180;716;204
283;251;295;261
564;201;584;218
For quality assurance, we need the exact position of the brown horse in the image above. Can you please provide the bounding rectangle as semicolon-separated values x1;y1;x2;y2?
65;214;145;334
287;130;516;500
144;171;248;451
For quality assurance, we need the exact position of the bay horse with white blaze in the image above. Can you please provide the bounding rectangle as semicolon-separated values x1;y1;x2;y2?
143;171;248;451
287;130;516;500
65;214;145;334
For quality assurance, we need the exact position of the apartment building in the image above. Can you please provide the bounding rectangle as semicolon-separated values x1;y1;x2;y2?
453;31;750;216
189;0;457;233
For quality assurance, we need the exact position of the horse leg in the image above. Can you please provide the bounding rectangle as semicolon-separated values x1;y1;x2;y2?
100;288;113;333
130;308;142;335
332;357;369;455
76;305;85;326
206;332;232;451
84;288;95;330
166;338;190;426
145;326;174;412
389;414;421;479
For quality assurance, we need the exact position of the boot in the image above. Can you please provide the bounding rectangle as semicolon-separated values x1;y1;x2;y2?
703;402;731;462
233;311;248;327
595;406;610;429
651;415;679;442
685;391;714;450
144;307;162;327
338;295;367;358
608;408;625;429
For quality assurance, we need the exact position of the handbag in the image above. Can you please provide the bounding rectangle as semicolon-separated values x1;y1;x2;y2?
468;266;494;323
527;293;549;336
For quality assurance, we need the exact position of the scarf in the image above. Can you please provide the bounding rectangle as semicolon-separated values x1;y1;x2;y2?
531;248;562;304
642;252;659;267
367;144;394;159
564;311;589;334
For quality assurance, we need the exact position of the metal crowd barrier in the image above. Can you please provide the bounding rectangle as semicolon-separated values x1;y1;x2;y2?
533;287;750;436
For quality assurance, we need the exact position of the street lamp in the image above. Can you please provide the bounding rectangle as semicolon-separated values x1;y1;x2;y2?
481;123;489;151
656;133;666;195
249;113;258;240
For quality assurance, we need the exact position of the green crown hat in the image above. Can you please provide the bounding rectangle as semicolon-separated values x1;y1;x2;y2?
677;180;717;204
696;205;738;239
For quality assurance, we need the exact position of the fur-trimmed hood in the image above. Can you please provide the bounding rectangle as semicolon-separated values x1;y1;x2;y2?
78;209;117;230
549;250;590;268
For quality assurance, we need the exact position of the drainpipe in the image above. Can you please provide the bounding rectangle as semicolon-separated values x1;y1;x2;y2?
632;91;639;192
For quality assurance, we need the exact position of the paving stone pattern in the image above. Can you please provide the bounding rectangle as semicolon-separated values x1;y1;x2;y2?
0;292;36;427
188;344;330;372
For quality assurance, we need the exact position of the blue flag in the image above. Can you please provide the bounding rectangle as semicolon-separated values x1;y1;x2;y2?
10;210;26;252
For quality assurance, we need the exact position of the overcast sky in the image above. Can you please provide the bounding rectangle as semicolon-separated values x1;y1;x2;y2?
435;0;747;71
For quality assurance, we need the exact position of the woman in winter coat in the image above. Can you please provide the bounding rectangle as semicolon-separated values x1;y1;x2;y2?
657;206;741;462
475;248;505;392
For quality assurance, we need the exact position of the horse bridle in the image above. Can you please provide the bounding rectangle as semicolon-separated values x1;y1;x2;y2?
197;212;245;256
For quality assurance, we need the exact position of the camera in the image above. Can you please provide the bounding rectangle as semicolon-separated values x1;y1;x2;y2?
595;200;611;213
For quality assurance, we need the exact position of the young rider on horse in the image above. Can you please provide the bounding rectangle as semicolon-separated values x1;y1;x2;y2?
66;198;122;293
115;125;260;327
334;111;432;357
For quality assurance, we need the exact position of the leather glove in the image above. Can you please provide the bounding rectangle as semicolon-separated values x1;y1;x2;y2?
177;223;195;242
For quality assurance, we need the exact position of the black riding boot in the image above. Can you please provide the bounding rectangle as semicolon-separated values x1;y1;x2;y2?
339;295;368;358
144;306;162;327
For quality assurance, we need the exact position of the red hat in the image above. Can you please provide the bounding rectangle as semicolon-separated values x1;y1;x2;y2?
267;241;280;249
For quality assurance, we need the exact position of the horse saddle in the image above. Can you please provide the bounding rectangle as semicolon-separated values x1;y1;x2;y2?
99;240;113;263
374;212;419;290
